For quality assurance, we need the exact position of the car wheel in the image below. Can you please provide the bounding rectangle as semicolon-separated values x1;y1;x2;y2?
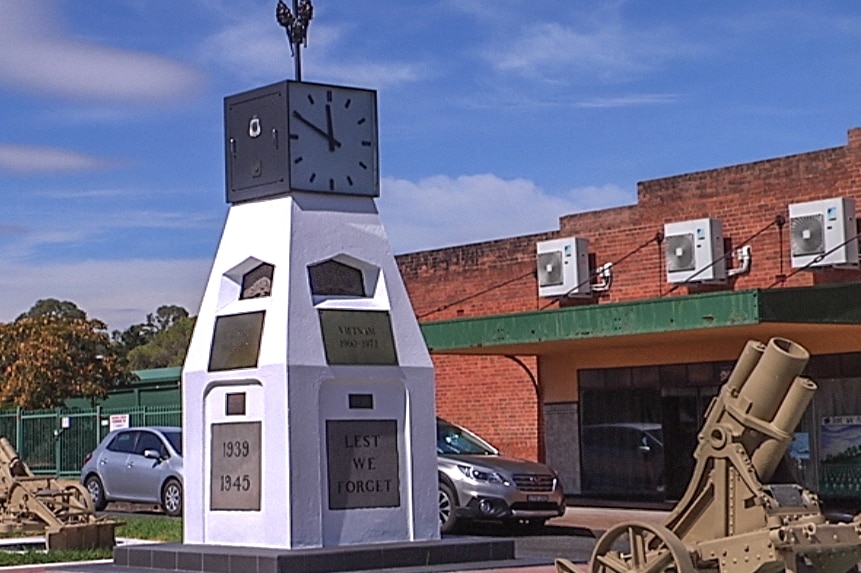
439;482;459;534
161;478;183;517
85;475;108;511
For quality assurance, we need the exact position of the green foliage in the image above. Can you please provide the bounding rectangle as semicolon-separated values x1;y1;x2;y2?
112;305;192;366
0;313;136;409
127;316;195;370
17;298;87;321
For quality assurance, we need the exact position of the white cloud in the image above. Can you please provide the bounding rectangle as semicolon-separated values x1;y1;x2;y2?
201;12;423;88
377;174;634;254
0;2;204;103
0;144;113;173
0;175;633;328
0;259;210;331
0;205;222;260
576;94;680;108
490;20;685;83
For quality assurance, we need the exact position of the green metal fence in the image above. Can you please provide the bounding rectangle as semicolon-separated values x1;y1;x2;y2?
0;405;182;478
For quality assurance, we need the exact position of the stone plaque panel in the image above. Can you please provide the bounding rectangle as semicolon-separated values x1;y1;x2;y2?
326;419;400;510
319;310;397;365
210;421;262;511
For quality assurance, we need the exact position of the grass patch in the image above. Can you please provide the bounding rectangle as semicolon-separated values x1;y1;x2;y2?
0;547;112;567
0;516;182;566
117;516;182;543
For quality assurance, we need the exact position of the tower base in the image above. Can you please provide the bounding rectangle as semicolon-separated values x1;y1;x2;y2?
114;537;516;573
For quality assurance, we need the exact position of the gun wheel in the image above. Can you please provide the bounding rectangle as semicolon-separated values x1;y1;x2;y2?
590;521;695;573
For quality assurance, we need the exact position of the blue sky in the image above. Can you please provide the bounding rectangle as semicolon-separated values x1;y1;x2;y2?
2;1;861;330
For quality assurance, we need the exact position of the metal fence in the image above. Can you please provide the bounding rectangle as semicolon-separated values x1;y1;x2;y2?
0;405;182;478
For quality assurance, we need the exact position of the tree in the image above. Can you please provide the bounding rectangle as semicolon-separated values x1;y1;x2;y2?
148;305;189;332
126;316;195;370
17;298;87;321
112;305;191;358
0;314;135;409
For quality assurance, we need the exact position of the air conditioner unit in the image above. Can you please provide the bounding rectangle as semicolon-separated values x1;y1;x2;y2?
664;218;726;284
536;237;590;298
789;197;859;269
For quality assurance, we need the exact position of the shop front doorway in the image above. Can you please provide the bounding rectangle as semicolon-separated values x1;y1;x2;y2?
661;387;717;501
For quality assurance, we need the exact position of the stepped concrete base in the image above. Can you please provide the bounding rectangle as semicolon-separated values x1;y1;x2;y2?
113;537;516;573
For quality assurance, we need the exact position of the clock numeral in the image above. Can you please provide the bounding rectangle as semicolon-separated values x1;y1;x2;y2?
359;161;368;170
309;173;316;183
347;176;354;186
344;98;352;109
361;141;372;147
306;94;315;105
326;90;332;102
357;118;366;125
329;178;335;191
294;156;303;165
289;133;298;140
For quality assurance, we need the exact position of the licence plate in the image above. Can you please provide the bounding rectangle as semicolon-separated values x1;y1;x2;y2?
527;495;548;502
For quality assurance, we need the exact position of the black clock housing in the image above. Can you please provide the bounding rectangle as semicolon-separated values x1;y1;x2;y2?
224;80;379;204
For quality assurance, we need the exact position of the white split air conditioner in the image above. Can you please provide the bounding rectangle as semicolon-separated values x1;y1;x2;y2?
789;197;859;269
536;237;590;298
664;218;726;284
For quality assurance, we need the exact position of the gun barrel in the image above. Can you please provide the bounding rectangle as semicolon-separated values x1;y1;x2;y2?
750;376;817;482
725;340;766;396
0;437;18;465
735;338;809;422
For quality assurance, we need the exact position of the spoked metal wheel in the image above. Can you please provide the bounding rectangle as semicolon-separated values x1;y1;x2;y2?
589;521;695;573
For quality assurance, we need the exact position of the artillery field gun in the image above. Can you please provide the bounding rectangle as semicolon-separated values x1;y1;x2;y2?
558;337;861;573
0;436;117;550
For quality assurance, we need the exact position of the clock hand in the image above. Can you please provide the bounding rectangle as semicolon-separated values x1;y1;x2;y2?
292;111;341;149
325;104;336;152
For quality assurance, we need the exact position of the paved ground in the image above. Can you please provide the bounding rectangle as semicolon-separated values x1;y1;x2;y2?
0;505;671;573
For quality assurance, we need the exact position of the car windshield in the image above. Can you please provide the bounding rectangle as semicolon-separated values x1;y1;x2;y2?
437;419;497;455
163;431;182;455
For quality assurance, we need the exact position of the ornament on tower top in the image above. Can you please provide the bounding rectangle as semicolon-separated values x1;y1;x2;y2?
276;0;313;53
276;0;313;80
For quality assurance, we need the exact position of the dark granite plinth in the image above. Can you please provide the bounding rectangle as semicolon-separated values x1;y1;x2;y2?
113;537;516;573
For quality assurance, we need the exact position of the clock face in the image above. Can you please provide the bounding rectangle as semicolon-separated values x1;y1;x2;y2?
287;82;379;196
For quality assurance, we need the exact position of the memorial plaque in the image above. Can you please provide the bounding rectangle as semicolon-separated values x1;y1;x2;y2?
208;311;266;372
210;422;262;511
319;310;397;365
326;419;400;510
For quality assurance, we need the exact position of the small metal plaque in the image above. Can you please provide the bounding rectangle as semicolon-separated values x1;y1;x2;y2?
319;310;397;365
210;422;262;511
326;419;400;510
349;394;374;410
226;393;246;416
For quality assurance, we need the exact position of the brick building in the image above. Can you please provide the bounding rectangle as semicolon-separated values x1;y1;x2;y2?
396;128;861;504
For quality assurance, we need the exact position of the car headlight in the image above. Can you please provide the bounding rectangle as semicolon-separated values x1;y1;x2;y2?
457;464;510;486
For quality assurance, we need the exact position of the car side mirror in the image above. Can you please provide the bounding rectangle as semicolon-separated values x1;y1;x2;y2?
143;449;163;460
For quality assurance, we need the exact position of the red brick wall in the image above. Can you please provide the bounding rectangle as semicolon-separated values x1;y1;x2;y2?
396;127;861;461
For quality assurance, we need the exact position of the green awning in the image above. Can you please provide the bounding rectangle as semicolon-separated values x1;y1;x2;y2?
420;283;861;355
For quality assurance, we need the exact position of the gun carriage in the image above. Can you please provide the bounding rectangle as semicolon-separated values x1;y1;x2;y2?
0;437;117;550
558;337;861;573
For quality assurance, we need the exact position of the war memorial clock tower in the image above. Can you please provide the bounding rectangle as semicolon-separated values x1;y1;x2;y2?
181;0;439;549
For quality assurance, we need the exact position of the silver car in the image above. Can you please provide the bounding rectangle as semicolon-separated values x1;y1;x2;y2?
437;418;565;533
81;426;183;517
